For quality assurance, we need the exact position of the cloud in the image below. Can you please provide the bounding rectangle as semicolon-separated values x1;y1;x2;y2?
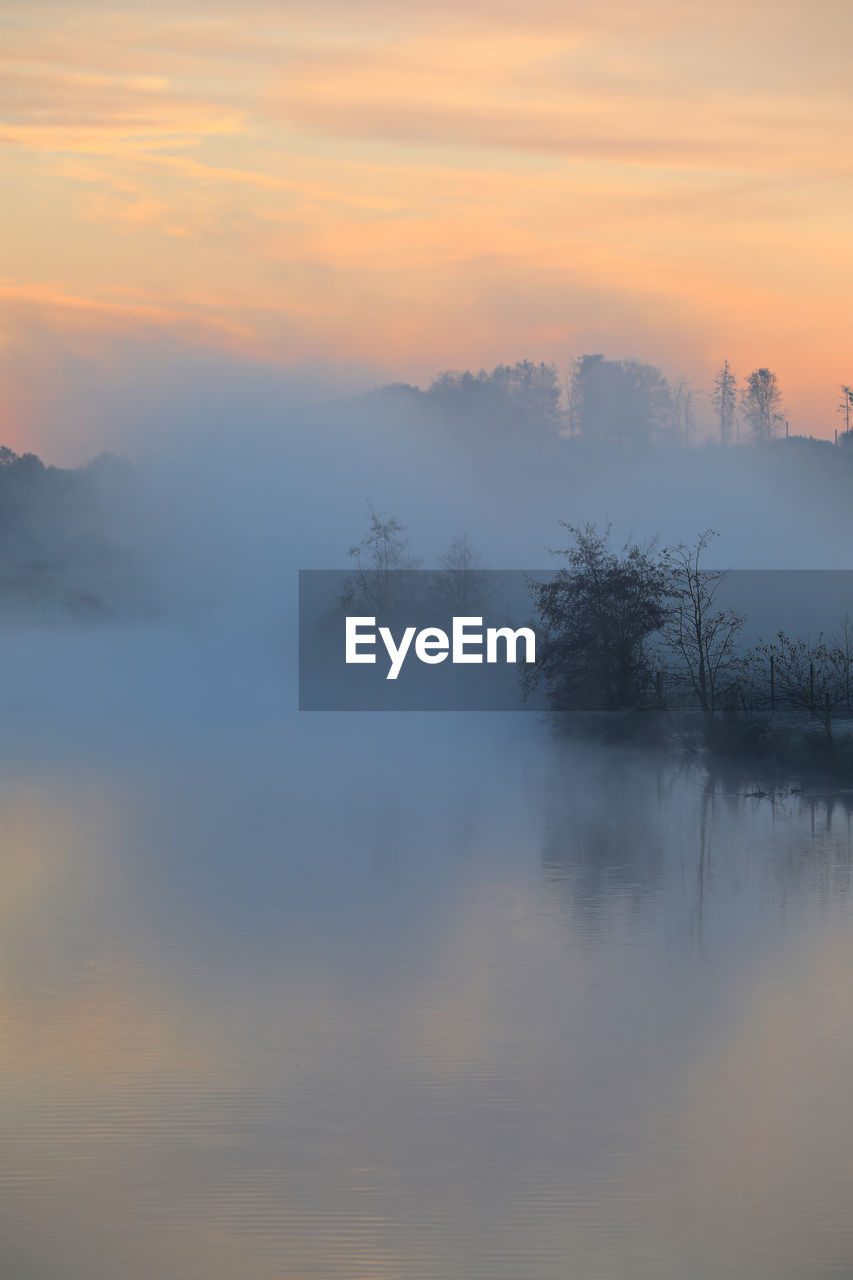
262;28;853;176
0;0;851;436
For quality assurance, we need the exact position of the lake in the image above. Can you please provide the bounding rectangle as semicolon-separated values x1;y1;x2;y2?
1;626;852;1278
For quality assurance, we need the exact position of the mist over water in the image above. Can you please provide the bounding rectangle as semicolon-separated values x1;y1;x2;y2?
6;0;853;1261
13;344;853;599
4;364;853;1277
3;687;853;1278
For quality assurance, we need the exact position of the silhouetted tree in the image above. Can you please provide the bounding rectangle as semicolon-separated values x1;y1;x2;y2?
662;530;745;721
528;523;669;711
712;360;738;447
750;632;849;741
342;504;417;614
426;360;563;448
742;368;784;442
570;354;673;446
0;444;141;617
671;379;697;446
832;612;853;714
434;533;493;614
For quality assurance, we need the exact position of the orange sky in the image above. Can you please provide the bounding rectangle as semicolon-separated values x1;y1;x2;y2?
2;0;853;451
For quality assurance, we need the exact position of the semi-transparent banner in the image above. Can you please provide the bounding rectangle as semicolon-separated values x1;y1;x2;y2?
298;569;853;711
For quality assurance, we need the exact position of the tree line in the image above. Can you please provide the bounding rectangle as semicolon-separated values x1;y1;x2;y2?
0;446;139;615
343;506;853;760
375;357;853;449
526;523;853;749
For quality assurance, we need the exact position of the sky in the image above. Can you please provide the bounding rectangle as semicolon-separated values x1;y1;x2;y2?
2;0;853;456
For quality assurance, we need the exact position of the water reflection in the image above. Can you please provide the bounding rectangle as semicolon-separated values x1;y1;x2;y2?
1;706;852;1277
544;744;853;942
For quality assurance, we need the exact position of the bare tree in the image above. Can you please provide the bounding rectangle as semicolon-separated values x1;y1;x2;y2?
662;529;745;721
750;632;849;742
435;533;493;614
671;379;697;446
712;360;738;447
831;612;853;714
837;384;853;437
742;368;784;442
342;503;417;613
439;532;479;574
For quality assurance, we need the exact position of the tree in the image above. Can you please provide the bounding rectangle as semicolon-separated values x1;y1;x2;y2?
832;612;853;714
527;523;669;711
671;379;697;446
491;359;563;429
662;530;745;722
435;533;493;615
750;632;849;741
342;504;417;614
838;384;853;435
742;368;784;442
425;360;563;449
712;360;738;447
570;354;673;446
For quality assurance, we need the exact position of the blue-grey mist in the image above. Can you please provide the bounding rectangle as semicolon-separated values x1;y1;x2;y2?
3;341;853;1277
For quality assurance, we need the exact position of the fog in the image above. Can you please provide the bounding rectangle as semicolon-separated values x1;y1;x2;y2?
4;344;852;734
8;342;850;627
4;349;853;1277
2;685;853;1278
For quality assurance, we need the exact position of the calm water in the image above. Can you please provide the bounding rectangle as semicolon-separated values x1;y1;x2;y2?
2;627;853;1278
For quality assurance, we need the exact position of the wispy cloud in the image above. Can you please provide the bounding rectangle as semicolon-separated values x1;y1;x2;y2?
1;0;852;437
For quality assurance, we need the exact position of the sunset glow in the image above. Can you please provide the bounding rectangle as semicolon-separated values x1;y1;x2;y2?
3;0;853;450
